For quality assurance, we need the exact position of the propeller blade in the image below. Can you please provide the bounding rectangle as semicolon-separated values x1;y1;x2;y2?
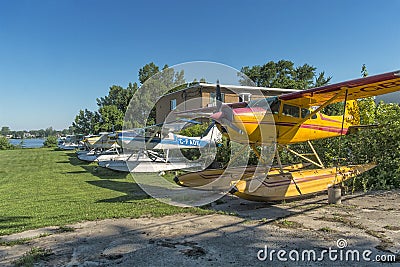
210;107;244;135
216;80;222;111
220;118;244;135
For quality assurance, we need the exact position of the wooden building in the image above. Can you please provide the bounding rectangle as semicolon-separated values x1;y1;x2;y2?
155;83;299;124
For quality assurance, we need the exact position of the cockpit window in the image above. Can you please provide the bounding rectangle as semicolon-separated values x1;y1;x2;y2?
267;97;280;114
247;97;280;114
282;104;300;118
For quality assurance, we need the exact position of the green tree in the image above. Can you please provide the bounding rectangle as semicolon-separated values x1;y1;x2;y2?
43;136;58;147
344;102;400;190
38;129;45;138
97;105;124;132
139;62;160;84
0;136;14;150
73;109;100;134
45;127;55;137
314;72;332;87
126;64;186;127
358;64;376;124
1;126;10;136
96;83;138;114
180;123;210;137
94;82;139;131
241;60;331;89
361;64;368;77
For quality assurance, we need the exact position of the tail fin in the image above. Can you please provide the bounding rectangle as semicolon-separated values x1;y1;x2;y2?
201;124;222;142
344;100;360;126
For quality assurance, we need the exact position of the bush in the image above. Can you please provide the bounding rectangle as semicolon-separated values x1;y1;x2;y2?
0;136;14;150
44;136;58;147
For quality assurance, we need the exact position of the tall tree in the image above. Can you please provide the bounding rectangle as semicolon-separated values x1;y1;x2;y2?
1;126;10;136
358;64;376;124
241;60;331;89
314;72;332;87
138;62;160;84
71;62;185;131
126;64;186;127
72;109;99;134
97;105;124;132
45;127;55;137
361;64;369;77
96;83;138;114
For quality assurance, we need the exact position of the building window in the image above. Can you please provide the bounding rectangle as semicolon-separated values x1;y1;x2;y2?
239;93;251;102
170;99;177;110
209;92;225;106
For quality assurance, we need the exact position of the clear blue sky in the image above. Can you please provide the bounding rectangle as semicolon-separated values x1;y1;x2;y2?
0;0;399;130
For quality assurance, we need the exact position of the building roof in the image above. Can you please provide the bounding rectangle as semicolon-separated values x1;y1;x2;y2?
198;83;300;94
160;83;301;97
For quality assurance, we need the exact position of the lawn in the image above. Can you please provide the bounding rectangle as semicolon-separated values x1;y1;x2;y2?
0;148;211;235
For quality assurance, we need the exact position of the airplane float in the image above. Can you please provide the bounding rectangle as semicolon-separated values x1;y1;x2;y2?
174;70;400;201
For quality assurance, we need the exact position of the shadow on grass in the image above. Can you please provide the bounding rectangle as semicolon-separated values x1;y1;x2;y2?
65;170;89;174
86;180;149;202
63;151;128;179
56;160;71;164
65;153;89;166
80;165;129;180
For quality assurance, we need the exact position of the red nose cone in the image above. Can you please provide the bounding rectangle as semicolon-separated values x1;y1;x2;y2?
210;111;223;120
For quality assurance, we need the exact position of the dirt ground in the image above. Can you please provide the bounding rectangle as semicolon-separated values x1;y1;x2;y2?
1;190;400;266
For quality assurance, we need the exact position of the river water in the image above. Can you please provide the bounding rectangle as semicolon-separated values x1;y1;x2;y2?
9;138;45;148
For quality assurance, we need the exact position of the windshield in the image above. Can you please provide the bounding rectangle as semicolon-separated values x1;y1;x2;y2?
248;97;280;114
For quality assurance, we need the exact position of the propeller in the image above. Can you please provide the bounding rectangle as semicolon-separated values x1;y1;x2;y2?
211;80;243;135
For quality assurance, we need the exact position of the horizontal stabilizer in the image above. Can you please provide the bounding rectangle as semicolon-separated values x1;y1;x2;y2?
347;124;379;134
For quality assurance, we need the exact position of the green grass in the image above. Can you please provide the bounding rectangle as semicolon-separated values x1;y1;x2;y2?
0;238;31;246
384;225;400;231
273;219;303;229
0;148;211;235
318;227;336;233
13;247;53;267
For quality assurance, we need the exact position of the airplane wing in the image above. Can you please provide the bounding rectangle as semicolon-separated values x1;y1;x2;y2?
279;70;400;107
174;102;250;119
174;106;217;118
144;119;203;133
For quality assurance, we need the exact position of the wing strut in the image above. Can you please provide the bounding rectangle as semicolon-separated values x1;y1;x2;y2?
251;145;303;196
278;143;324;168
334;88;349;185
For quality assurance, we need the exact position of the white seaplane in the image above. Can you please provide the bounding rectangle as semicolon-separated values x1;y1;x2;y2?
97;123;221;173
91;121;221;172
77;132;121;162
58;134;85;150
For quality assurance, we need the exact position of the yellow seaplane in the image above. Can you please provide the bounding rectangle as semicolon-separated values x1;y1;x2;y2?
174;70;400;201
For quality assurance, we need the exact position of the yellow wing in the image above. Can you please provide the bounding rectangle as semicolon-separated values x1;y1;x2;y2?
279;70;400;107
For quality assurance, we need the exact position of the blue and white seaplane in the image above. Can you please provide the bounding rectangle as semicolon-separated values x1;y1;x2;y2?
97;122;221;173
